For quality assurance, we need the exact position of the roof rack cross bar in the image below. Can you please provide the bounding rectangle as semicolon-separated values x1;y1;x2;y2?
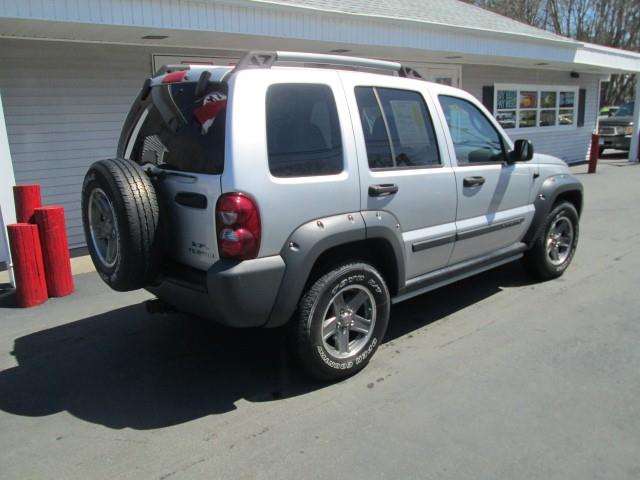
154;64;191;76
233;50;419;78
398;66;424;79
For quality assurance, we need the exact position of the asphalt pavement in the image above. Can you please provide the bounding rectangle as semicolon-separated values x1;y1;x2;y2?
0;159;639;479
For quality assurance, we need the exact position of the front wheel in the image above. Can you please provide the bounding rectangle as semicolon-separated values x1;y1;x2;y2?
522;201;579;280
293;262;390;381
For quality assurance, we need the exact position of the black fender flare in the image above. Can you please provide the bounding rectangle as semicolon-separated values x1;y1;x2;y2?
523;174;583;245
265;211;405;327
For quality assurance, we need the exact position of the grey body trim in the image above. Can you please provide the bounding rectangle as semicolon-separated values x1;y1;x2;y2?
456;217;525;241
411;217;526;252
523;174;583;245
265;211;405;328
146;255;285;327
393;242;527;304
359;210;406;288
412;234;456;252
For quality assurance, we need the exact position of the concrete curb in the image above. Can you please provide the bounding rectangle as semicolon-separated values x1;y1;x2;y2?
0;255;95;285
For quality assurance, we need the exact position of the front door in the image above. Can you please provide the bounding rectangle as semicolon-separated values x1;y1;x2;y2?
341;75;458;280
435;94;534;264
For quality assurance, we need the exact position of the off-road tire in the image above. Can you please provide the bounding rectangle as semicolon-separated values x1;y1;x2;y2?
522;201;579;280
81;158;161;291
293;262;390;381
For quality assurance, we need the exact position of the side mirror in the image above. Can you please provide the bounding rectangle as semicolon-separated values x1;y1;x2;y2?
509;139;534;163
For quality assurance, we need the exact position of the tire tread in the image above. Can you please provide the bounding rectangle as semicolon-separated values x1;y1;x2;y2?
82;158;160;291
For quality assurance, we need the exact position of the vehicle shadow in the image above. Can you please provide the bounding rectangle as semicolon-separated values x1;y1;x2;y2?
0;261;534;430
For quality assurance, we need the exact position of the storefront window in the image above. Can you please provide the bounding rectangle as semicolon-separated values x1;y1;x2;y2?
494;85;578;130
519;111;536;128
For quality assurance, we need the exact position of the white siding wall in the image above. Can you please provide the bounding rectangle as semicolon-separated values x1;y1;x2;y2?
462;65;600;163
0;39;222;247
0;39;601;249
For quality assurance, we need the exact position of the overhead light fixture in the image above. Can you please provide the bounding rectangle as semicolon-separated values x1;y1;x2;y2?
329;49;351;53
142;35;168;40
445;55;463;59
570;71;580;78
535;62;549;66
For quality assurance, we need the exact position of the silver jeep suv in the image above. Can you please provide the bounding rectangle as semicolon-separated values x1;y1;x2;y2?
82;51;583;380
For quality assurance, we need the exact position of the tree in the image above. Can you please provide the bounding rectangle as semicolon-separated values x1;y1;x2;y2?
463;0;639;105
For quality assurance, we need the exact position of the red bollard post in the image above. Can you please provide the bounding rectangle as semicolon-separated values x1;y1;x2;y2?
13;184;42;223
588;133;600;174
33;206;74;297
7;223;48;307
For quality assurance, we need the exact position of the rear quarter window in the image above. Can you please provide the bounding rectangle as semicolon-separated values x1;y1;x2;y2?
266;83;343;177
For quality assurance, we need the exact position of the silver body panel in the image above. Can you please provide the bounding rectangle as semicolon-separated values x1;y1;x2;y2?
224;68;362;257
154;172;223;270
339;72;458;278
125;63;575;284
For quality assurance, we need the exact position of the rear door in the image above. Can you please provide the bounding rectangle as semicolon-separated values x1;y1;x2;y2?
122;79;227;270
341;74;458;279
435;93;533;263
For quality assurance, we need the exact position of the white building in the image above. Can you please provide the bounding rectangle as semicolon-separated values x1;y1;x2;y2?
1;0;639;269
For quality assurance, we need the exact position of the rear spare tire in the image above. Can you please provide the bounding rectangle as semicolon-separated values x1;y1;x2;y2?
81;158;160;291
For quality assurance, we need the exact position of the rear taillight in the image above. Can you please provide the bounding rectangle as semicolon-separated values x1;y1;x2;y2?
216;193;261;260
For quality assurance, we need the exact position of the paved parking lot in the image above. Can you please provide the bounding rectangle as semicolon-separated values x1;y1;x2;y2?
1;159;639;479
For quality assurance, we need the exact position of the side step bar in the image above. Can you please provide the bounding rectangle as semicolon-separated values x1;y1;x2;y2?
392;242;527;304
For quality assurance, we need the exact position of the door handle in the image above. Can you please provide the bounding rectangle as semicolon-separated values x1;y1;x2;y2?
369;183;399;197
175;192;208;209
463;176;485;187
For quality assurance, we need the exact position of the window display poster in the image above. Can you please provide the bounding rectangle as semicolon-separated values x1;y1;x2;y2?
520;91;538;109
497;90;517;110
560;91;575;108
541;91;557;108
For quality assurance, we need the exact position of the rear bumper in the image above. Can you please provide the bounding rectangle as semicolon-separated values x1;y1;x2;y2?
146;255;286;327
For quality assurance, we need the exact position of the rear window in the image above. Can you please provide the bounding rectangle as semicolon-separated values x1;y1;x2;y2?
128;82;227;174
266;83;343;177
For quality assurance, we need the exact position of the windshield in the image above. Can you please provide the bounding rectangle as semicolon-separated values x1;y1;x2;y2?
614;102;634;117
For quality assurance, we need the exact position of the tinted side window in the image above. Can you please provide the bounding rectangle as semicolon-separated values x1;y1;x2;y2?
266;84;343;177
130;82;227;174
439;95;505;164
355;87;394;168
355;87;440;169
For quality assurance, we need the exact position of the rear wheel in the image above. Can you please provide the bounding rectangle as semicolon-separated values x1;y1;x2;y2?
523;201;579;280
82;158;161;291
293;262;390;381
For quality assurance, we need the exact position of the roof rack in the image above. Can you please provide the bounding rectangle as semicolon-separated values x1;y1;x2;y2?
154;64;191;76
234;51;423;79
